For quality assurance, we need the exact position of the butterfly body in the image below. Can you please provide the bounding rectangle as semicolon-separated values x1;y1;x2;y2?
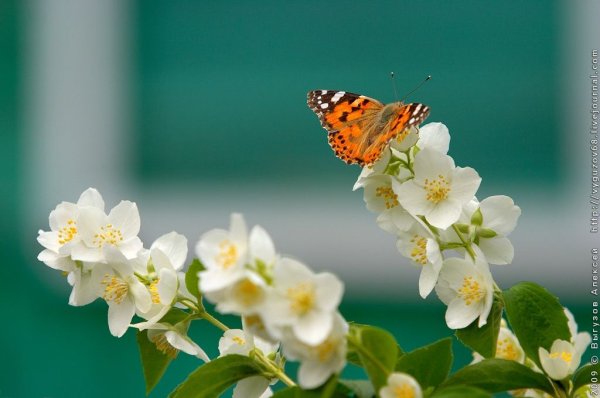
307;90;430;166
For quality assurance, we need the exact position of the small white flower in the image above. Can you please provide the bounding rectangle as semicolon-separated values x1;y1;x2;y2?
459;196;521;265
472;325;524;364
219;329;278;398
37;187;105;271
196;213;248;293
146;324;209;361
435;248;494;329
416;122;450;155
396;148;481;229
92;248;152;337
390;126;419;152
74;200;143;262
353;150;392;191
262;257;344;345
379;372;423;398
363;176;416;234
282;313;348;389
396;224;443;298
539;339;581;380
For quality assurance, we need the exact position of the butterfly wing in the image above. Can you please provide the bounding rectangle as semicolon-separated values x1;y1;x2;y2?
307;90;385;165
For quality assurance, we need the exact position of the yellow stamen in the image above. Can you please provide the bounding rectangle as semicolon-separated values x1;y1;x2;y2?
410;235;428;265
149;280;161;304
375;186;399;209
458;276;484;305
216;240;238;269
392;383;416;398
287;282;315;315
57;219;78;245
497;337;520;361
233;279;263;306
424;174;451;204
101;274;129;304
232;336;246;346
314;339;336;362
550;351;573;363
92;223;124;248
149;333;178;359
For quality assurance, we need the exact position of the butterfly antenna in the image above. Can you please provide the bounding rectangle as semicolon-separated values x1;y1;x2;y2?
390;72;399;101
400;75;431;102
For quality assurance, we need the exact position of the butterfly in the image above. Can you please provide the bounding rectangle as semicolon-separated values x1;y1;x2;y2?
307;90;430;166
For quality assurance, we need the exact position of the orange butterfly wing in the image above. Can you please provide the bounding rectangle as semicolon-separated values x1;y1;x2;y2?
307;90;430;166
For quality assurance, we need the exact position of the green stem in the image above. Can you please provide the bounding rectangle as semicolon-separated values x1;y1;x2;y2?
347;334;390;377
200;311;229;333
452;224;476;260
253;349;296;387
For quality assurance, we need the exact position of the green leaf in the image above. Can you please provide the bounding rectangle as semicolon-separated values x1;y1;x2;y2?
185;258;205;302
169;354;262;398
348;324;399;392
395;338;453;389
573;363;600;392
338;380;375;398
430;386;491;398
456;293;503;358
159;307;190;325
271;376;345;398
503;282;570;366
137;330;174;395
441;358;554;394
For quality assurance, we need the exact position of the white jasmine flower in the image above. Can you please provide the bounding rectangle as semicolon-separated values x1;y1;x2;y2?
459;196;521;265
74;200;143;262
262;257;344;345
538;339;581;380
363;176;415;234
282;313;348;389
353;150;392;191
196;213;248;293
92;248;152;337
472;325;524;364
435;248;494;329
37;187;105;271
379;372;423;398
390;126;419;152
416;122;450;155
146;324;209;361
396;148;481;229
219;329;278;398
396;224;443;298
135;232;188;327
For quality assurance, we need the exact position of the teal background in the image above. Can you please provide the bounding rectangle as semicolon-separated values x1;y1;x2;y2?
0;1;593;397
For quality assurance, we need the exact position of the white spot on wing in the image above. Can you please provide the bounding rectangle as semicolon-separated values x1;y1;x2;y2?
321;90;327;94
331;91;345;103
413;104;422;115
320;103;329;109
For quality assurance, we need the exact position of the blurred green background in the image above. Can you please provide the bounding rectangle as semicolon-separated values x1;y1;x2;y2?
1;0;597;397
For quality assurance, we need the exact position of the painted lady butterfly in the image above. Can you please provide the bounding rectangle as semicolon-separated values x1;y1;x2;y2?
307;90;430;166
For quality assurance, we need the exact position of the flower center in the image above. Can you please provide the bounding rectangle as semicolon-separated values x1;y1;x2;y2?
57;219;78;246
375;186;399;209
410;235;428;265
287;282;316;315
550;351;573;364
101;274;129;304
424;175;451;204
314;338;336;362
233;278;264;307
93;224;124;248
497;337;520;361
392;383;416;398
458;276;485;305
149;333;178;359
149;280;161;304
232;336;246;346
217;240;238;269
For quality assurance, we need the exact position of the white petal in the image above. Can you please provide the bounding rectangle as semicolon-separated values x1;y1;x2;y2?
49;202;79;231
417;122;450;154
315;273;344;311
413;149;455;183
77;188;105;210
419;262;441;299
108;299;136;337
478;238;514;265
117;237;144;260
108;201;141;239
196;229;230;270
130;278;153;313
165;331;209;361
445;298;481;329
151;231;188;270
158;268;179;305
426;199;462;229
298;361;335;389
480;195;521;235
273;258;313;288
396;180;436;217
293;311;333;345
229;213;248;244
249;226;276;264
232;376;271;398
449;167;481;203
